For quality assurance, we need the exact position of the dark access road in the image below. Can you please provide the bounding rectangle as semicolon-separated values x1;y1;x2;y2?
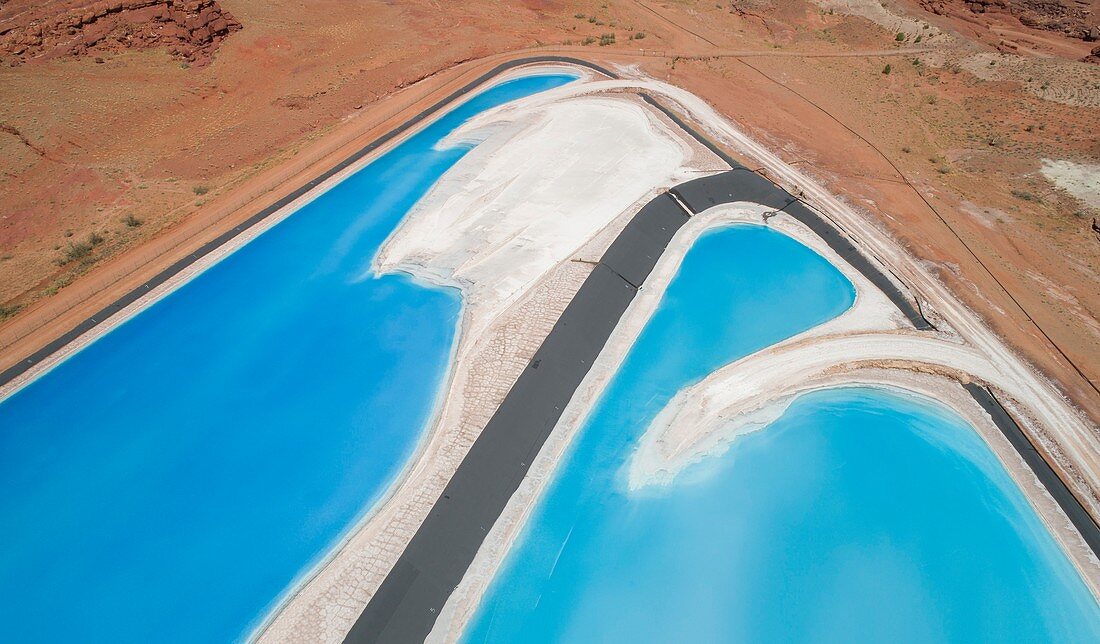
345;191;691;644
347;86;938;644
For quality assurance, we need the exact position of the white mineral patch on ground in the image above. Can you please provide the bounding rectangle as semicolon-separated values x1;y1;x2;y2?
376;95;689;341
1041;159;1100;209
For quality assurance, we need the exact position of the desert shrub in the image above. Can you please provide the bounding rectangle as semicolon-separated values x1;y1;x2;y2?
633;31;646;40
123;214;143;228
895;32;905;41
61;241;92;264
1011;189;1039;202
0;303;21;320
599;33;616;46
193;185;209;196
882;64;892;74
58;232;104;265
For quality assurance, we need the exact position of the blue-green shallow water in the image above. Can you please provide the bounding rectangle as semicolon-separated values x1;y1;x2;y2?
466;225;1100;643
0;73;576;643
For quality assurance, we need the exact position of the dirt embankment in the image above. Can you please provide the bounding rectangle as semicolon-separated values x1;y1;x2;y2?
0;0;241;66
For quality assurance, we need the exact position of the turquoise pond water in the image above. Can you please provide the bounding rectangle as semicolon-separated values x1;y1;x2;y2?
465;225;1100;643
0;73;577;643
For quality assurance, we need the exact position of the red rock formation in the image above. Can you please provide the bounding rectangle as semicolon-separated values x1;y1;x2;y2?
916;0;1100;62
0;0;241;66
919;0;1094;36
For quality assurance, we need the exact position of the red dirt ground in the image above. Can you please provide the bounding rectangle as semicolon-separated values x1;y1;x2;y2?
1;0;1097;427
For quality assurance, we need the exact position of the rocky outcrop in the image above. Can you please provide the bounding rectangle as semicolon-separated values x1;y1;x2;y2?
0;0;241;66
918;0;1100;54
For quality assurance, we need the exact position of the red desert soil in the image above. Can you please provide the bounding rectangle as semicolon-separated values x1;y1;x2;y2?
0;1;1097;429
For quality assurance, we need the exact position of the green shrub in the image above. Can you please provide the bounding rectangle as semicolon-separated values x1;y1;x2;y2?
895;32;905;41
0;303;21;320
882;64;892;74
61;240;93;264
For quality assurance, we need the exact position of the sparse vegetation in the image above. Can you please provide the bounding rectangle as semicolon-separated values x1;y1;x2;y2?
0;303;21;321
58;232;105;265
1011;189;1040;202
123;214;143;228
193;185;209;196
574;12;585;18
60;240;92;264
901;146;911;153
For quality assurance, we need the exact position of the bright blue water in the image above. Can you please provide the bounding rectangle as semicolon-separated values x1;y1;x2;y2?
466;225;1100;643
0;73;576;643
